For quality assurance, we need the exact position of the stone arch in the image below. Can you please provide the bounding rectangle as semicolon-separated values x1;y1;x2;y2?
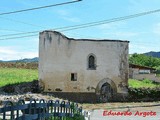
95;78;117;95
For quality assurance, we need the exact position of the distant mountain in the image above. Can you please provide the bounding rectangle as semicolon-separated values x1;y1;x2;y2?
19;57;39;62
1;57;39;62
144;51;160;58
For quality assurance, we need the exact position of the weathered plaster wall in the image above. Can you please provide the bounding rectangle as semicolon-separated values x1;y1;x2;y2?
39;31;129;95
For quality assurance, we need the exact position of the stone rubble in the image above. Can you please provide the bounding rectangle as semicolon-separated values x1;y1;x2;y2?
0;81;65;107
0;92;65;107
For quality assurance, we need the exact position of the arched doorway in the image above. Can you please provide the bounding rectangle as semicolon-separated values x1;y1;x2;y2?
100;82;113;102
96;78;117;102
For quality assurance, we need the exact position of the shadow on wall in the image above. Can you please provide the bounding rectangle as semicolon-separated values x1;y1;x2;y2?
44;92;129;103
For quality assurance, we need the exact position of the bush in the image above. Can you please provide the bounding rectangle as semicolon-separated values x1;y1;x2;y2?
3;84;15;93
128;87;160;101
142;79;153;84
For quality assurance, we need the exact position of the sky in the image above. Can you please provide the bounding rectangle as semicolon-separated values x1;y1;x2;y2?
0;0;160;61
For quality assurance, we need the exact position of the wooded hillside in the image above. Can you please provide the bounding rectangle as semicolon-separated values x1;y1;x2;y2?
129;53;160;70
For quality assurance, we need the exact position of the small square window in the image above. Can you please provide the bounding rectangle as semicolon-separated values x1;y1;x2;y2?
71;73;77;81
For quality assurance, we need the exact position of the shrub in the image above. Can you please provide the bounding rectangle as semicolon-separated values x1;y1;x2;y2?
128;87;160;101
3;84;15;93
142;79;153;84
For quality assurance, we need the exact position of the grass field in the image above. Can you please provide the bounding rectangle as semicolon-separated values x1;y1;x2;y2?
0;68;38;87
129;79;160;88
0;68;159;88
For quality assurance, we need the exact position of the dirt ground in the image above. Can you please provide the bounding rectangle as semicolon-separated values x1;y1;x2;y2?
81;101;160;112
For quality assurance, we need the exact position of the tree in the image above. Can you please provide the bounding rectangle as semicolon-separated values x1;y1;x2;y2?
129;53;160;70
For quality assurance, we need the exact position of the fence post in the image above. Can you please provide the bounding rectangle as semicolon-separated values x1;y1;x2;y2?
79;106;83;115
60;101;66;120
29;99;37;114
48;100;54;119
68;102;72;117
16;99;25;119
0;99;84;120
54;100;60;119
70;102;75;117
4;101;14;120
39;99;46;120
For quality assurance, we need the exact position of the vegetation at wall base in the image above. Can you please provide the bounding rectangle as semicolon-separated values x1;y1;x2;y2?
128;87;160;101
128;79;160;101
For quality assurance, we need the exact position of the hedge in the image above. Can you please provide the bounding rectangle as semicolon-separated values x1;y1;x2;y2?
128;87;160;101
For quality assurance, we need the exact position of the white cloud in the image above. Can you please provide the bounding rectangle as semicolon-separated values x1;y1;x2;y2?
0;47;17;54
129;43;160;54
0;46;38;61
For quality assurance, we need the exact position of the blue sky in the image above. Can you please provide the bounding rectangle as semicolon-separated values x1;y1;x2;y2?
0;0;160;60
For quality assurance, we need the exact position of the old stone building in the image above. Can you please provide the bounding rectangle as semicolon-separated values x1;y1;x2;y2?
39;30;129;102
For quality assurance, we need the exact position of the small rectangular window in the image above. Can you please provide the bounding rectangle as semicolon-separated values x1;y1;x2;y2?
71;73;77;81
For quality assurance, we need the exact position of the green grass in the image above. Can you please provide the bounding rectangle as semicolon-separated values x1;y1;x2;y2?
128;79;160;88
0;68;38;87
0;68;159;89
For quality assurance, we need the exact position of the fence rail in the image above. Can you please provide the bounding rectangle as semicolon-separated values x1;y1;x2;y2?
0;99;83;120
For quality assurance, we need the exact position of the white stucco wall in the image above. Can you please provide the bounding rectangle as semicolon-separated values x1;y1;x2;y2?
39;31;129;94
